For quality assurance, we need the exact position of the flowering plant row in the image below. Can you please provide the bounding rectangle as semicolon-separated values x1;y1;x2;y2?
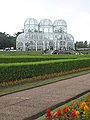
45;94;90;120
0;66;90;87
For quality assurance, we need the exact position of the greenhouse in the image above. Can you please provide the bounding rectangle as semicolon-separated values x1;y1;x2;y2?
16;18;75;51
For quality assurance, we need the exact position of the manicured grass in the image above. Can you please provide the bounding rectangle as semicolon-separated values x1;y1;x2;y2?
0;70;90;96
0;56;77;63
0;50;90;58
0;51;43;56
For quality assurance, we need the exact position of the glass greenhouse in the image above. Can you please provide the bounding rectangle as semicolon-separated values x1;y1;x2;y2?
16;18;75;51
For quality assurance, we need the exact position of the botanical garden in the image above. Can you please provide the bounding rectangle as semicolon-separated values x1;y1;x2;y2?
0;50;90;120
0;0;90;118
0;18;90;120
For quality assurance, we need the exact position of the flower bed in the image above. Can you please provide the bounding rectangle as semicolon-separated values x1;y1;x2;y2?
45;94;90;120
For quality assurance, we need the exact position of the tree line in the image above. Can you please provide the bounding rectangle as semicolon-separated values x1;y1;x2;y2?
0;32;16;49
0;32;90;50
0;32;23;49
75;41;90;49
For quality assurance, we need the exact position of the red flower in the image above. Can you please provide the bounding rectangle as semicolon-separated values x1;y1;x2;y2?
71;111;76;119
69;105;71;109
77;104;79;108
57;109;62;120
45;108;52;120
63;105;68;113
87;99;90;102
81;98;83;102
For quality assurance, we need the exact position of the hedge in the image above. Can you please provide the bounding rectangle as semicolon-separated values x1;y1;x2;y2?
0;56;76;63
0;58;90;82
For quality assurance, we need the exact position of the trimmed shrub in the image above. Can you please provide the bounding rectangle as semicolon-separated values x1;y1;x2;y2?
0;56;76;63
0;58;90;82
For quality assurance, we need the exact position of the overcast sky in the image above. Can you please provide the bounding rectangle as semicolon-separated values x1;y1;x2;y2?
0;0;90;42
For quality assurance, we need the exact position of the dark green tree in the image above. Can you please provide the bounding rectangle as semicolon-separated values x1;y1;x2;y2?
75;40;88;49
84;40;88;48
0;32;16;49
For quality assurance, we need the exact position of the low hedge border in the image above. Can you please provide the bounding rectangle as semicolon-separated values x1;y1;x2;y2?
0;66;90;87
0;56;77;63
0;58;90;82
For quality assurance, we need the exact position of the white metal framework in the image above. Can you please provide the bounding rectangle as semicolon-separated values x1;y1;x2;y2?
16;18;75;51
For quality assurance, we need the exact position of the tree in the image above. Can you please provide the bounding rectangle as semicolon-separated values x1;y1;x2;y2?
75;40;88;49
14;29;24;37
84;40;88;48
89;42;90;48
0;32;16;49
75;41;84;48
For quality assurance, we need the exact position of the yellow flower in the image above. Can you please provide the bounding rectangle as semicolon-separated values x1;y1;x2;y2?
79;101;86;110
76;99;79;104
84;105;89;113
76;110;80;116
76;110;80;120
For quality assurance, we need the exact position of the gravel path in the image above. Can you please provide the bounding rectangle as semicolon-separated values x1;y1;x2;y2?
0;73;90;120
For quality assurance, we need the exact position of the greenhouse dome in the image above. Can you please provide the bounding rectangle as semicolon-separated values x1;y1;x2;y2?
24;18;38;33
16;18;75;51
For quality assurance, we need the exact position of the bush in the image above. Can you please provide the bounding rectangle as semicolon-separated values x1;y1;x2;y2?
0;55;77;63
0;58;90;82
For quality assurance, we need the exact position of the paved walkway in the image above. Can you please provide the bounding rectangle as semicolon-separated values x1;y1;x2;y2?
0;74;90;120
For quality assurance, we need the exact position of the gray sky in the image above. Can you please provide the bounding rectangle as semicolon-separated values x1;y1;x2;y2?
0;0;90;42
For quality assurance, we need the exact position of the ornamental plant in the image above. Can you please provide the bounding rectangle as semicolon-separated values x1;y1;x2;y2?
0;58;90;82
0;66;90;87
45;94;90;120
45;108;53;120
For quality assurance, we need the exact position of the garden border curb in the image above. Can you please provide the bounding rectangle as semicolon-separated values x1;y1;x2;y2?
23;89;90;120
